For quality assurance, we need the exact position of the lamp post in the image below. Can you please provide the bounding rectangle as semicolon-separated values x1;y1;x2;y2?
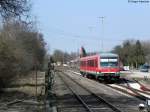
98;16;105;52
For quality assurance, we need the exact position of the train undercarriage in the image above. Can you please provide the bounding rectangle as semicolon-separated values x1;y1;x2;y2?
80;71;120;82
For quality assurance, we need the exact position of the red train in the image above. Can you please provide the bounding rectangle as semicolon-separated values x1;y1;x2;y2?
80;53;120;81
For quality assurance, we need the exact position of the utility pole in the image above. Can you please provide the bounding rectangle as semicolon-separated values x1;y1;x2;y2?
98;16;105;52
88;26;94;56
35;60;37;99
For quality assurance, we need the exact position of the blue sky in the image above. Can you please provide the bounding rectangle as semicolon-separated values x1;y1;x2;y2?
32;0;150;53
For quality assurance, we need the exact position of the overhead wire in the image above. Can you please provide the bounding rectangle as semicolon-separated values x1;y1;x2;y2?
48;27;124;42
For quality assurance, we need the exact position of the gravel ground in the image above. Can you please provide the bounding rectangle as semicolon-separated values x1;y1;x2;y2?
64;70;144;112
53;72;87;112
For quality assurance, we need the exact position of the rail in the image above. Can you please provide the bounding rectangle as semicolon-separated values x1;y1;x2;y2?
59;71;123;112
58;73;94;112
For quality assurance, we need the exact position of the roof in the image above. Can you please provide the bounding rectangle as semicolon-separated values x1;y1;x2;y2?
80;54;99;60
80;53;118;60
100;53;118;57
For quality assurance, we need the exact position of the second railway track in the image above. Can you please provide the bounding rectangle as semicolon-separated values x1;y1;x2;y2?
68;69;150;101
58;71;123;112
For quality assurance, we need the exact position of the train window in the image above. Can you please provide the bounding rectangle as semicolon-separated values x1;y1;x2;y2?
84;61;86;66
81;59;97;67
87;61;89;66
87;60;94;67
87;60;90;66
100;62;118;67
91;60;94;67
94;59;98;67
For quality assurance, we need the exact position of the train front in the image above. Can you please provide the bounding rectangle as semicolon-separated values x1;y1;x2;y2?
98;53;120;80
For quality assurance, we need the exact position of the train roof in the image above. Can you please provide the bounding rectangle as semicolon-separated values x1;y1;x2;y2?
80;53;118;60
80;54;98;60
100;53;118;57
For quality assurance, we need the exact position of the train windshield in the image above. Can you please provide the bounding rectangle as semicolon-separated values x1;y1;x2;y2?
100;58;118;67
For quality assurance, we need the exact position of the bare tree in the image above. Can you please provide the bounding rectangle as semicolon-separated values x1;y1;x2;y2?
0;0;30;19
112;39;145;68
142;41;150;64
0;20;46;88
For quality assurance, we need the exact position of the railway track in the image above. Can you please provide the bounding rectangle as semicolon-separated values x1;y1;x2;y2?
107;78;150;101
68;69;150;101
106;83;146;101
58;71;123;112
133;79;150;91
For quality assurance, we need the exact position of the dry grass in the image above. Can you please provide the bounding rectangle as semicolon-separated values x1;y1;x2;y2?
6;71;45;96
0;71;46;112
